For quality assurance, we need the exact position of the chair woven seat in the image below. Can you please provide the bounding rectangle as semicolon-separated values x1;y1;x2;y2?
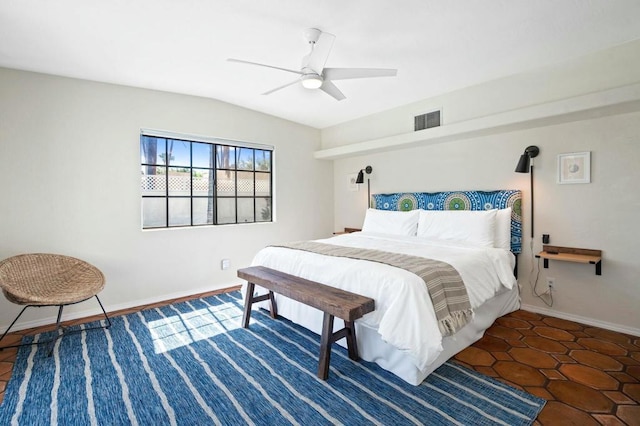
0;254;105;306
0;253;111;355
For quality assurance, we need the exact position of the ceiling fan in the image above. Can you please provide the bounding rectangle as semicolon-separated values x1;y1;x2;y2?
228;28;397;101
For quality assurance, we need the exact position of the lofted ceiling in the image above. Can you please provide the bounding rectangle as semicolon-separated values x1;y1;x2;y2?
1;1;640;129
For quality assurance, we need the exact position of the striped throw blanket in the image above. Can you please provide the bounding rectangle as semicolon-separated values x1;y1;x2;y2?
271;241;473;336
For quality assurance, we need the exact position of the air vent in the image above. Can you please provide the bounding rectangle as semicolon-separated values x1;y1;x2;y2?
414;110;441;131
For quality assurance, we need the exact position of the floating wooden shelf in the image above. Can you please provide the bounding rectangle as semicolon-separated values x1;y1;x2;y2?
536;245;602;275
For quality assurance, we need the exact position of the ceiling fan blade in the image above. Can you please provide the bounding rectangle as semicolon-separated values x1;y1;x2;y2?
323;68;397;81
320;80;346;101
261;78;301;95
227;58;302;75
305;31;335;73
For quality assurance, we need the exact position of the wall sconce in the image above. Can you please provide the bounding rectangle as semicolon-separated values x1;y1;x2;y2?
515;146;540;239
356;166;373;208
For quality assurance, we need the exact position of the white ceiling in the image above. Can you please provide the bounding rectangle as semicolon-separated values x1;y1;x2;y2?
2;1;640;129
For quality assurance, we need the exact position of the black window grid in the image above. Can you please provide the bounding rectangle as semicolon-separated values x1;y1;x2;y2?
141;137;272;229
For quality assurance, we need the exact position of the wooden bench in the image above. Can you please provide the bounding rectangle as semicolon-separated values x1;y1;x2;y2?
237;266;375;380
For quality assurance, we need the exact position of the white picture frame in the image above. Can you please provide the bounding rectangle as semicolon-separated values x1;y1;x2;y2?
557;151;591;184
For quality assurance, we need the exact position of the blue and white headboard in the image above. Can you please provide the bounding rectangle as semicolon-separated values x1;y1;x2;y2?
372;190;522;253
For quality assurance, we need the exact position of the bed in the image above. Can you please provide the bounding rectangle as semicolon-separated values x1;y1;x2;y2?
243;190;522;385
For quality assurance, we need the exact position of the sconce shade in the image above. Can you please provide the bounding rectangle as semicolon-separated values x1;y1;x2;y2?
515;154;530;173
355;165;372;184
514;145;540;173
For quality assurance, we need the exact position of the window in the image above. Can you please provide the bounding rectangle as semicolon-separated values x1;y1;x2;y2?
140;130;273;229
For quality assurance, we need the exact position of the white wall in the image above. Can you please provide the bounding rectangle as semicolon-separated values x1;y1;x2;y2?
0;68;333;331
332;113;640;333
322;39;640;149
327;41;640;335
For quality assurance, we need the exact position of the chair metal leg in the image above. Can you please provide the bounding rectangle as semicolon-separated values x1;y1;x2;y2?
1;296;111;354
46;297;112;356
0;305;31;350
46;305;65;357
55;305;64;327
95;295;111;328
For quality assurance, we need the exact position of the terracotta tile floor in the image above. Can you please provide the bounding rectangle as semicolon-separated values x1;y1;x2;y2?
1;290;638;425
454;310;640;425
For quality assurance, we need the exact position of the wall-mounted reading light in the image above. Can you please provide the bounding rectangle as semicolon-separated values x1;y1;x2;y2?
356;166;373;208
515;146;540;239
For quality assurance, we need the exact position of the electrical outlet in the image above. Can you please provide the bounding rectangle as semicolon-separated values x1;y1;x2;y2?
546;277;555;289
221;258;230;270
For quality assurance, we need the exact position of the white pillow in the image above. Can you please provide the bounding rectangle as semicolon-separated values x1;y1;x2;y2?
362;208;419;236
495;208;512;250
417;209;497;248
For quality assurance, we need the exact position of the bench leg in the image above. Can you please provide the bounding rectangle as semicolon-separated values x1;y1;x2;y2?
243;284;277;328
345;320;359;361
268;291;278;318
242;282;255;328
317;317;361;379
318;312;334;380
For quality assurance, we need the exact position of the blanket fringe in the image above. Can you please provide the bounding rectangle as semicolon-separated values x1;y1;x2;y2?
438;309;474;336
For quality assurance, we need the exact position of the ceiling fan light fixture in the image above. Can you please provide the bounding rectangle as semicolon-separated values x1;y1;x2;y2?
230;29;397;100
301;74;323;89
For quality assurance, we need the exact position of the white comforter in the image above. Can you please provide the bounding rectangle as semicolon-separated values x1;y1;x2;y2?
249;232;516;372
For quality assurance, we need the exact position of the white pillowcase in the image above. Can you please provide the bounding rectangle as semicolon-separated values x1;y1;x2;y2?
495;208;512;250
417;209;497;248
362;208;419;236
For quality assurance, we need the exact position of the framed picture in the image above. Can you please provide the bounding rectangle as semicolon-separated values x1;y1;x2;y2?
557;151;591;184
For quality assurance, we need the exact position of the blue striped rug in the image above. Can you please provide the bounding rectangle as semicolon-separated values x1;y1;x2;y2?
0;291;544;425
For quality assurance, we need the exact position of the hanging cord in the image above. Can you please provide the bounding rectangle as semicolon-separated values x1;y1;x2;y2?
527;240;535;287
526;240;553;307
531;256;553;307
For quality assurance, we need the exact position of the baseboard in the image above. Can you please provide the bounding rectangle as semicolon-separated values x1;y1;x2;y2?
521;303;640;337
1;281;241;335
7;291;637;338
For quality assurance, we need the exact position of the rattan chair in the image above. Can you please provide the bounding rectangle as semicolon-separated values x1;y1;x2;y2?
0;253;111;355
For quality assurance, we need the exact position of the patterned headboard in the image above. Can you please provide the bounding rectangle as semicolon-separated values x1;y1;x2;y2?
372;190;522;253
